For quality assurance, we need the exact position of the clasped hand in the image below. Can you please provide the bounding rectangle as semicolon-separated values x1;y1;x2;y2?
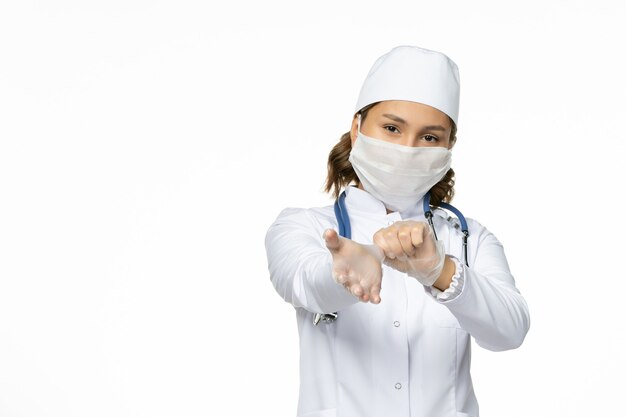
323;221;445;304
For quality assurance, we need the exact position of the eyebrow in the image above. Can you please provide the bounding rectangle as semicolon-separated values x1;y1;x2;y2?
381;113;447;131
382;113;407;125
421;125;447;132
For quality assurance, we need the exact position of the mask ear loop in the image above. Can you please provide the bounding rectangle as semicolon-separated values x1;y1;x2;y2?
356;113;362;136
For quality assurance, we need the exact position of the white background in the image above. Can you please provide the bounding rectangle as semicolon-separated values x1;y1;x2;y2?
1;1;625;416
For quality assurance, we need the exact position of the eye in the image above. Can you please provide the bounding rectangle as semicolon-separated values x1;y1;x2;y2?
383;125;400;134
423;134;439;142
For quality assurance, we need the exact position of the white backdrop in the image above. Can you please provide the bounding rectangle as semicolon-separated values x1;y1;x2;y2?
1;1;625;416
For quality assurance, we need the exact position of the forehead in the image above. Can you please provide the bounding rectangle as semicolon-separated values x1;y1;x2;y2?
370;100;450;125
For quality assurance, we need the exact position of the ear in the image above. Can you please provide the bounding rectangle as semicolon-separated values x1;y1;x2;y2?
350;114;360;146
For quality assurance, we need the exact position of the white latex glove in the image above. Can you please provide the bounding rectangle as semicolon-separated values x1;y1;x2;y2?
323;229;385;304
372;220;445;287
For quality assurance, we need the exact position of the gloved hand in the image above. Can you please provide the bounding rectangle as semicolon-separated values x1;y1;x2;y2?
323;229;385;304
372;220;445;287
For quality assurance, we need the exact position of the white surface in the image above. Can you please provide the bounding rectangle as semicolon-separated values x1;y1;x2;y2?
0;1;624;416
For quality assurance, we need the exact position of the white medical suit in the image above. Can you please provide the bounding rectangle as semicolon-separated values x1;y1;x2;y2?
265;185;530;417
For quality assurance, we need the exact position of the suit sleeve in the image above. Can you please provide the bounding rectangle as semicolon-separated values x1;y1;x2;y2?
264;207;360;314
425;219;531;351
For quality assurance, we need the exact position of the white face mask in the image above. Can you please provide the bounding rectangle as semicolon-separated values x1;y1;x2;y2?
348;116;452;213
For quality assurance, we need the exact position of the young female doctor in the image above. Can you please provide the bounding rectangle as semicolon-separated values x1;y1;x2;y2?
265;45;530;417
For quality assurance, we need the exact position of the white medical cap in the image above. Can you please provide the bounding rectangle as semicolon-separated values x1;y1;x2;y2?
354;45;461;125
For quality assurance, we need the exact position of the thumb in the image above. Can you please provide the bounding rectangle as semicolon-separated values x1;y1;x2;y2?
323;229;341;252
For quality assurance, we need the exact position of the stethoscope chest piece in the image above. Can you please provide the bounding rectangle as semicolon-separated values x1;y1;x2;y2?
313;312;338;325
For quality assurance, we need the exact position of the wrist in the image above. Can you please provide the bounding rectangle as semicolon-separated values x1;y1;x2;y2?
432;255;455;291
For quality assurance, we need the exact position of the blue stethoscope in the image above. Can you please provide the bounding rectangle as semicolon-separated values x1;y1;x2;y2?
313;188;470;326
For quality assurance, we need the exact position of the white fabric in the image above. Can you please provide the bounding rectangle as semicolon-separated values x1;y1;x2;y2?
264;185;530;417
431;254;465;301
354;45;461;124
348;115;452;213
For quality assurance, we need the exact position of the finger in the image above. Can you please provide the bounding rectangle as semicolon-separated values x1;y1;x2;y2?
357;271;374;294
334;271;348;285
323;229;341;252
410;224;426;249
349;282;364;297
397;227;415;258
420;224;438;251
373;229;392;259
383;228;405;260
360;260;383;303
332;260;350;284
374;228;402;260
369;284;381;304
